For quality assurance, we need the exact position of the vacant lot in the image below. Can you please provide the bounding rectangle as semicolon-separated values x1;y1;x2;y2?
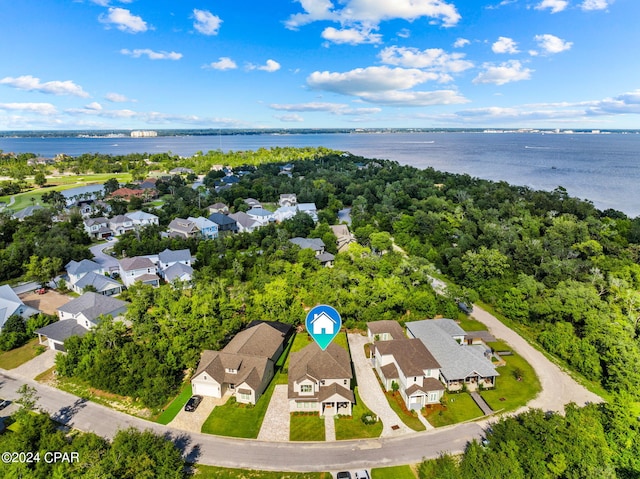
20;290;71;315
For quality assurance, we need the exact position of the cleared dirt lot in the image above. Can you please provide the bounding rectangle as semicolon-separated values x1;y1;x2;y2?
19;290;71;316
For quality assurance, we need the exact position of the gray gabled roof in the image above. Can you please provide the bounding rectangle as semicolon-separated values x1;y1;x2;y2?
228;212;258;229
406;320;498;382
74;271;121;292
289;342;352;383
289;237;324;251
158;248;191;265
35;319;89;343
430;318;466;337
120;256;155;271
58;292;128;322
66;259;102;276
374;338;440;376
163;262;193;282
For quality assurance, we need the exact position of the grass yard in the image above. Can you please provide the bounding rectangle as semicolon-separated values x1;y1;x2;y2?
290;413;325;441
384;390;425;431
424;392;483;427
200;373;281;438
194;465;330;479
0;338;43;369
334;387;383;440
457;314;488;332
155;382;193;424
371;465;417;479
480;351;541;413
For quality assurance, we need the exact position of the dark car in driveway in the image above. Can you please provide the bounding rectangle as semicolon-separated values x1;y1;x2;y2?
184;395;203;412
336;473;352;479
0;399;10;410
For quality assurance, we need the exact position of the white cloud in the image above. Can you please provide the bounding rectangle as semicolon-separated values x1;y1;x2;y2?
286;0;461;31
379;46;473;74
205;57;238;70
275;114;305;122
0;102;57;115
453;38;470;48
269;102;381;115
397;28;411;39
358;90;469;107
105;92;132;102
120;49;182;60
321;26;382;45
581;0;612;10
587;89;640;115
90;0;133;5
85;102;103;110
535;0;569;13
492;36;519;54
473;60;533;85
247;59;281;72
192;9;222;35
99;7;148;33
535;34;572;53
0;75;89;97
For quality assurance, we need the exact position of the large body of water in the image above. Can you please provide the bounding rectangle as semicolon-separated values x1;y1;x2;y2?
2;132;639;217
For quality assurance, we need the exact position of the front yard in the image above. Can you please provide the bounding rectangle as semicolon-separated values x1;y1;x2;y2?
0;338;43;369
290;413;325;441
334;387;383;440
195;466;330;479
154;382;193;424
423;392;483;427
480;350;540;412
371;465;417;479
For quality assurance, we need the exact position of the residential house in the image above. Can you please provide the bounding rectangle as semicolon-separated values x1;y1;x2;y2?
167;218;199;239
36;292;128;351
12;205;45;221
228;212;259;233
289;237;325;255
207;202;229;215
137;178;158;191
279;164;294;177
288;342;354;416
66;259;103;286
108;215;135;236
208;213;239;235
406;319;499;391
372;338;445;411
0;285;39;330
83;217;112;239
126;210;159;227
246;207;274;227
297;203;318;222
244;198;262;209
330;224;356;253
367;320;405;342
119;257;160;287
188;216;219;240
163;263;194;286
158;248;192;271
316;252;335;267
169;167;194;175
273;206;298;223
192;321;292;404
110;187;146;201
279;194;297;207
70;199;95;218
73;272;123;296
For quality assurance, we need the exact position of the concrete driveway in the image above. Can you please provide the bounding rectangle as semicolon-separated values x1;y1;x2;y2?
347;333;413;437
168;395;227;433
11;349;57;379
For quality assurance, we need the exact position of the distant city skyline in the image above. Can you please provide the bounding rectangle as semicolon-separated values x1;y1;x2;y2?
1;0;638;130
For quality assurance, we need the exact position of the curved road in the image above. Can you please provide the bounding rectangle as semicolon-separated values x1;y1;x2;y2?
0;302;601;472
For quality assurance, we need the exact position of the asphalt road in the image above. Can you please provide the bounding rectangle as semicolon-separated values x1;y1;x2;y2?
0;371;484;471
89;240;119;271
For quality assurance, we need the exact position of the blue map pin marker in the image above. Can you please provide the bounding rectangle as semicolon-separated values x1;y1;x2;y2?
306;305;342;351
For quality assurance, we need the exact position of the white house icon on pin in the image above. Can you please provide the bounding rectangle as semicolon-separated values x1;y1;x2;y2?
310;312;336;335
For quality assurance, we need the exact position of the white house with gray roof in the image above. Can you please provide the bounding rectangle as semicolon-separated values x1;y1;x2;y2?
73;271;123;296
126;210;159;227
157;248;192;270
119;257;160;287
406;319;498;391
246;207;275;226
66;259;104;288
228;212;259;233
0;285;39;330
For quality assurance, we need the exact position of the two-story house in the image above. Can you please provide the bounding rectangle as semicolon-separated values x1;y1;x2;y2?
373;338;445;411
167;218;200;239
119;257;160;287
279;194;297;207
288;342;354;416
188;216;219;240
108;215;135;237
126;210;159;227
83;217;112;239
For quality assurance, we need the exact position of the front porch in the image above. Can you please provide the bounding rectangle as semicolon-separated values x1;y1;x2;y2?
321;400;351;416
446;376;496;392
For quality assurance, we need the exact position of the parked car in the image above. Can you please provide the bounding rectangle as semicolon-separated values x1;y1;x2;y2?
0;399;10;410
354;471;370;479
457;301;473;314
184;395;203;412
336;473;352;479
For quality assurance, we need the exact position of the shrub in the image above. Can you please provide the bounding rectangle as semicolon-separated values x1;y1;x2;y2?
361;412;377;425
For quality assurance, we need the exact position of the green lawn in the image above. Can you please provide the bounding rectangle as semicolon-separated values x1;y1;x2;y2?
383;390;425;431
424;392;483;427
480;352;541;413
0;338;43;369
1;173;130;211
195;465;330;479
335;387;383;440
371;465;417;479
201;373;281;438
290;413;325;441
457;314;488;332
155;383;192;425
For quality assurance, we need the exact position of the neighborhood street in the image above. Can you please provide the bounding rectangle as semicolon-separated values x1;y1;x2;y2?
0;299;602;472
89;240;119;271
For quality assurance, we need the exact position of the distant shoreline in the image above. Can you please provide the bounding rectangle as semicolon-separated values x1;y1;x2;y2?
1;128;639;139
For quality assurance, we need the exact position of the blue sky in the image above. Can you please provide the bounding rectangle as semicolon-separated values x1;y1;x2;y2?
0;0;638;130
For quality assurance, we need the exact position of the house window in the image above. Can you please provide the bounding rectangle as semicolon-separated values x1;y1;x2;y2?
239;392;251;401
344;380;347;385
320;380;325;386
429;392;439;402
300;384;312;393
229;384;235;390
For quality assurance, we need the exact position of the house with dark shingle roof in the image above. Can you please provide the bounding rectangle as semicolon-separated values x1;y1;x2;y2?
191;321;292;405
119;257;159;287
372;338;444;411
367;320;405;342
208;212;238;235
288;342;354;416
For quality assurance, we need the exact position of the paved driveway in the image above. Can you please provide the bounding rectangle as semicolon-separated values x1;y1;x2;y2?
90;241;119;271
347;333;413;437
11;349;56;379
168;395;227;433
257;384;290;441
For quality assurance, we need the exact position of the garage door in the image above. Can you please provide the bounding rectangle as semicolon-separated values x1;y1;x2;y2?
192;382;219;397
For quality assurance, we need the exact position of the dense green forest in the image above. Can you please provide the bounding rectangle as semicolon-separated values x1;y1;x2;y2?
5;147;640;475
